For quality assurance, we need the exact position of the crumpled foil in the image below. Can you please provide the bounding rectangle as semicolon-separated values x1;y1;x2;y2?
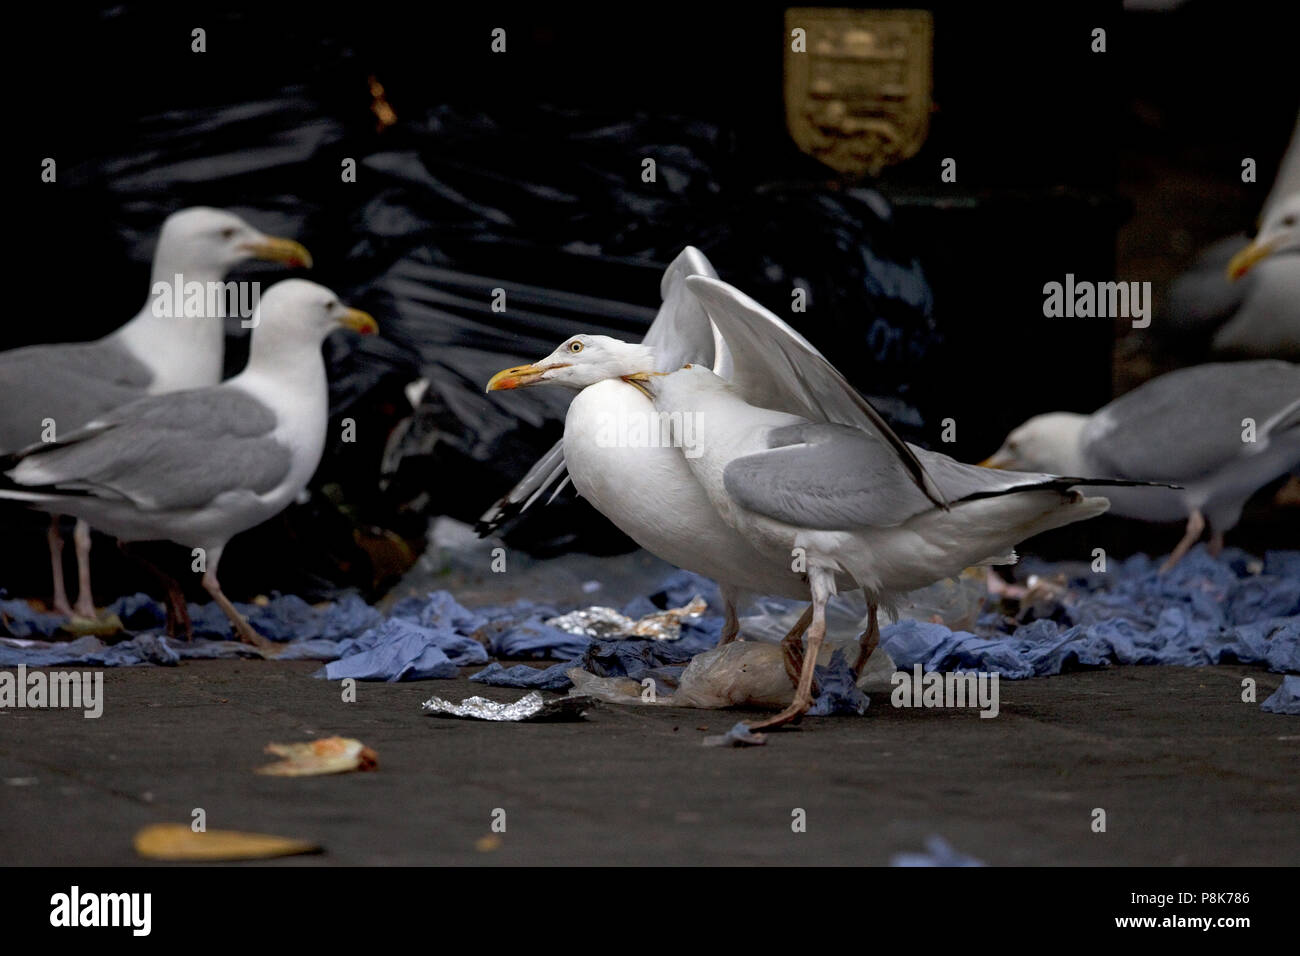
421;691;591;722
545;596;707;642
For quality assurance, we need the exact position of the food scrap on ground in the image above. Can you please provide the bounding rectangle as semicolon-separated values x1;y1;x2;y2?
133;823;321;861
255;737;378;776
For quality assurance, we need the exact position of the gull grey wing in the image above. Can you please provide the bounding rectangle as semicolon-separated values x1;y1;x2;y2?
687;274;947;510
0;339;153;451
725;423;1158;532
724;422;939;530
642;246;721;372
477;246;720;536
7;387;293;511
1081;361;1300;482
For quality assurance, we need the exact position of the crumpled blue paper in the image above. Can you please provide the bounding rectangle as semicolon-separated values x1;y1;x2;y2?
890;835;986;867
883;547;1300;681
808;650;870;716
0;592;381;667
2;547;1297;715
316;616;490;682
1261;675;1300;714
468;660;576;690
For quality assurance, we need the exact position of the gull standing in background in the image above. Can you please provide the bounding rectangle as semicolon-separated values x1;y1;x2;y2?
984;361;1300;570
0;280;376;649
1160;193;1300;359
0;207;312;619
1215;192;1300;357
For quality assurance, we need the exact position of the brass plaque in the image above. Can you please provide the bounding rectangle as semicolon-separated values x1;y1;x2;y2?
784;8;933;177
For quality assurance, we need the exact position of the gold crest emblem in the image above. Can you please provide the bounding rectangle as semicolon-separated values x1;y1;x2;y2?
784;8;933;177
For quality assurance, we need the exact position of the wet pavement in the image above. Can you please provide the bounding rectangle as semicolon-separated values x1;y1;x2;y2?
2;658;1294;866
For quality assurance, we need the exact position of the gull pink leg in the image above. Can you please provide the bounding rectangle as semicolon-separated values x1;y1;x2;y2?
718;584;741;645
1160;508;1205;573
199;550;276;653
852;602;880;679
47;517;74;618
780;604;814;686
72;520;97;619
749;569;833;731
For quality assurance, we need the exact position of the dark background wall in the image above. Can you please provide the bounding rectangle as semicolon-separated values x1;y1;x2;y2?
7;1;1298;602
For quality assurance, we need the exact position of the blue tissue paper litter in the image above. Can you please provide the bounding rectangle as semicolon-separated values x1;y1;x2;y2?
487;613;591;661
469;660;578;690
890;835;986;867
808;650;871;716
881;547;1299;680
317;617;490;682
1260;675;1300;714
0;599;66;639
2;545;1297;716
0;591;382;668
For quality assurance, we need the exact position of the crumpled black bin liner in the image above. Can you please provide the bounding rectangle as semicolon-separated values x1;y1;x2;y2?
364;107;938;555
6;7;938;600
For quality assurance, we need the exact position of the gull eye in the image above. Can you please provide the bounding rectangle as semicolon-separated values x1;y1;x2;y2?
569;341;584;353
1282;215;1297;227
220;227;237;240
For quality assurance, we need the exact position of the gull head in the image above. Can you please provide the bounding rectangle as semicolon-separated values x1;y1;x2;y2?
982;412;1089;472
156;207;314;276
248;279;377;354
1227;192;1300;280
486;334;656;392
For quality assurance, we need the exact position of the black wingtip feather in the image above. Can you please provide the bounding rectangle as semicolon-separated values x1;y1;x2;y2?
954;476;1180;504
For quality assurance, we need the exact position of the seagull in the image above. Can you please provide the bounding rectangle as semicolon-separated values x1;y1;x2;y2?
1214;192;1300;357
484;256;945;671
0;207;312;620
983;360;1300;570
479;250;943;531
629;363;1144;729
0;279;376;649
1157;192;1300;360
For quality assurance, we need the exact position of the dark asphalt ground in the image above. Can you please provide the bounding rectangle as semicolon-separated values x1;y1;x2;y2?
2;659;1295;866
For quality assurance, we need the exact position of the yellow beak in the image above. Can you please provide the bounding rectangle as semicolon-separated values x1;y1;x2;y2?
1226;238;1276;280
240;236;314;269
486;363;558;392
338;307;378;335
979;453;1009;469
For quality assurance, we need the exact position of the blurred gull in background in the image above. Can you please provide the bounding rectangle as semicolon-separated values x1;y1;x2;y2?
1160;112;1300;359
0;280;373;649
1214;192;1300;357
0;208;311;620
986;361;1300;570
